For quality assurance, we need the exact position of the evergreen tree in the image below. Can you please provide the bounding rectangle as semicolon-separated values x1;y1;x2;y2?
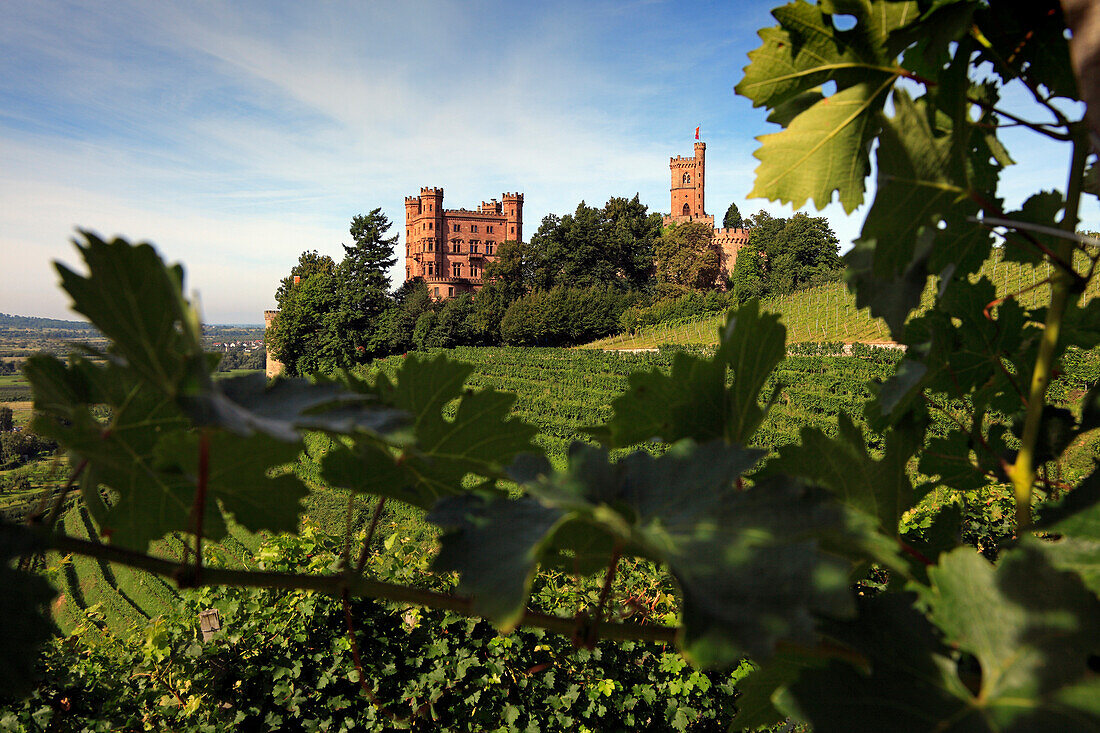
723;202;744;229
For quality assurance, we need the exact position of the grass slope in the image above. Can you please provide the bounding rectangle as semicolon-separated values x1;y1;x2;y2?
587;251;1100;349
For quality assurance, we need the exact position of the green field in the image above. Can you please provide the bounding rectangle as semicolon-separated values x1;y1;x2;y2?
587;251;1100;349
37;340;1098;637
44;345;906;634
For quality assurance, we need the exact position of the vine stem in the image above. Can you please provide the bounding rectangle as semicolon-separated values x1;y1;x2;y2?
1009;122;1087;530
188;429;211;579
27;526;678;645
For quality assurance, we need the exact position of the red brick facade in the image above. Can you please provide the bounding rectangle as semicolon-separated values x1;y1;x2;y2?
404;188;523;299
662;141;750;284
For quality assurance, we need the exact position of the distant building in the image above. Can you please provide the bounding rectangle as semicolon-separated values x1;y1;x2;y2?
404;188;524;299
662;141;750;284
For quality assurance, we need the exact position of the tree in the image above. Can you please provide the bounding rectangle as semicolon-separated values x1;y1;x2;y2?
527;197;661;291
653;221;721;290
373;278;433;354
0;406;11;433
267;211;398;375
723;202;744;229
768;213;842;294
731;245;766;305
327;209;399;365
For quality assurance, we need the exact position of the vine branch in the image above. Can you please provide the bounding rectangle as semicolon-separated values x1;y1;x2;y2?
26;526;678;645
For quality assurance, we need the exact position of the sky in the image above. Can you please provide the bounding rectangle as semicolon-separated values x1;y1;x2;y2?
1;1;1092;323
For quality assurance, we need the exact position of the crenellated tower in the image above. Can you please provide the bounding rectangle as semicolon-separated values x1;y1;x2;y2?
667;141;708;225
502;192;524;242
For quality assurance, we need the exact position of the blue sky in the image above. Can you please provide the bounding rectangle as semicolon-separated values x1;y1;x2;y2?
1;1;1091;323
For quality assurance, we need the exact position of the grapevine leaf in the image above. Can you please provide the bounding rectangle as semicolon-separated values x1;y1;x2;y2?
153;432;308;538
727;650;819;730
919;545;1100;727
764;413;922;536
748;81;893;212
844;233;932;338
55;231;206;396
716;299;786;444
1000;191;1065;267
193;372;406;442
322;353;538;508
918;429;991;492
25;356;198;549
737;0;920;211
589;352;727;446
974;0;1078;99
787;593;972;732
431;441;856;665
594;300;785;447
0;522;57;698
1034;468;1100;595
428;495;571;629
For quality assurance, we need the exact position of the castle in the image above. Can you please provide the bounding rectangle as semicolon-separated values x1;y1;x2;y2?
404;188;523;299
662;141;750;283
265;140;747;376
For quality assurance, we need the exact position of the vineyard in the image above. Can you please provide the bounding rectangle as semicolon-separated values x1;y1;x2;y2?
43;345;906;633
587;251;1100;349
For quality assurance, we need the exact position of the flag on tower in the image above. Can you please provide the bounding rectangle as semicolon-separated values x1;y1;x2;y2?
695;126;700;140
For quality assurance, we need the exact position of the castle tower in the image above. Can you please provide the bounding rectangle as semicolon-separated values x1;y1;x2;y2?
263;309;284;379
502;192;524;242
666;141;709;225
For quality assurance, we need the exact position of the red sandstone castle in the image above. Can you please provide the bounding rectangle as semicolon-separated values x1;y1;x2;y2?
403;188;523;299
662;141;750;282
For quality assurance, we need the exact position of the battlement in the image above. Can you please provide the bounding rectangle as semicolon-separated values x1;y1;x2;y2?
670;156;697;165
405;196;420;204
502;192;523;200
714;227;750;239
419;187;444;197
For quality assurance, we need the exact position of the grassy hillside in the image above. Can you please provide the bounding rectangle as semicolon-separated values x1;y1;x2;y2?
586;251;1100;350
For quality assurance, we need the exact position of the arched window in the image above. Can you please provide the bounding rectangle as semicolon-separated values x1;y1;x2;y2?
682;203;691;217
683;172;691;185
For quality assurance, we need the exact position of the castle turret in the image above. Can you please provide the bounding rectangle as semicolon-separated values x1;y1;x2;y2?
666;141;708;225
502;192;523;242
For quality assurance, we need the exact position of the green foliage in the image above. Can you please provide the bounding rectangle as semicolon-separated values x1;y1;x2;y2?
3;531;746;732
722;202;743;230
267;211;398;375
7;4;1100;730
527;196;661;291
654;221;721;290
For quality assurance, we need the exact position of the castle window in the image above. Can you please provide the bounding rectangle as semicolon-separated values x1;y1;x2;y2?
487;225;493;233
471;225;478;233
510;226;515;234
683;203;690;217
453;224;460;233
448;286;454;297
429;222;433;230
486;243;494;255
428;262;434;275
434;287;439;297
471;243;478;254
683;173;691;185
471;266;478;278
452;241;461;253
453;262;461;277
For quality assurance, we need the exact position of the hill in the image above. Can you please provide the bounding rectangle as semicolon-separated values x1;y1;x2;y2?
0;313;97;331
585;251;1100;350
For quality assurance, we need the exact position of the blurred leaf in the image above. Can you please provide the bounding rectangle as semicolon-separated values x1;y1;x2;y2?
594;300;784;447
765;413;922;536
432;440;856;665
322;353;537;508
0;523;56;698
